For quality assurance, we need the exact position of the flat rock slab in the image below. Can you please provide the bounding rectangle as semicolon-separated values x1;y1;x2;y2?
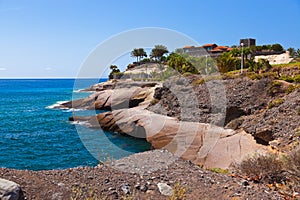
94;107;268;169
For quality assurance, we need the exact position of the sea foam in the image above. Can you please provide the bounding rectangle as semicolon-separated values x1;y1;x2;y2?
46;101;69;109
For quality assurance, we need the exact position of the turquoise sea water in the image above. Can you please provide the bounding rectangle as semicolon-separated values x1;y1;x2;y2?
0;79;151;170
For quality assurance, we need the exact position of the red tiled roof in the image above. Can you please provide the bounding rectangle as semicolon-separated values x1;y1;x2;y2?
202;43;217;47
183;46;195;49
214;46;229;50
210;49;223;52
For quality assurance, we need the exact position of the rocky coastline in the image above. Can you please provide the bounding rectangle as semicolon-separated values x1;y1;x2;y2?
62;78;269;169
2;67;300;199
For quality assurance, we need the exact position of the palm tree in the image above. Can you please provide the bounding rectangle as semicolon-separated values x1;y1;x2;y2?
150;45;169;61
109;65;121;79
216;52;237;73
297;49;300;58
131;48;147;64
243;47;252;61
287;47;296;58
230;48;241;57
131;48;140;62
137;48;147;61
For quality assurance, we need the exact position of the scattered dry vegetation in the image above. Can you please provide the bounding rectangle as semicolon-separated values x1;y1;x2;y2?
71;185;104;200
209;168;229;174
150;98;160;105
235;146;300;198
267;98;285;109
167;183;188;200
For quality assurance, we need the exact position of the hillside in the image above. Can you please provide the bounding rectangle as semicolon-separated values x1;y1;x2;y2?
2;63;299;200
148;64;300;152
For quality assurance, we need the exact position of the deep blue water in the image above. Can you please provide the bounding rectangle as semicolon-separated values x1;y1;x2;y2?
0;79;151;170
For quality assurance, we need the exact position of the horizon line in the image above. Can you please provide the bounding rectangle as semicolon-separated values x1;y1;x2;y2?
0;77;108;79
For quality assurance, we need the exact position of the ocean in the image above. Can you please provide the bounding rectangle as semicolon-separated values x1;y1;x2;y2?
0;79;151;170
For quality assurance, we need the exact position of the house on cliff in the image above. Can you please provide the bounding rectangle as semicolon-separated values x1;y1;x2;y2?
182;44;232;58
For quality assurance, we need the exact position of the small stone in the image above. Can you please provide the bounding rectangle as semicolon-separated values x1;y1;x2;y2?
140;185;148;192
157;182;173;196
104;178;110;184
242;181;249;187
121;183;131;195
51;192;63;200
57;182;65;187
110;191;118;199
134;184;140;190
146;189;155;195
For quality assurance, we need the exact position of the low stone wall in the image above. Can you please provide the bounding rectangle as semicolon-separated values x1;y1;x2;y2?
255;51;293;65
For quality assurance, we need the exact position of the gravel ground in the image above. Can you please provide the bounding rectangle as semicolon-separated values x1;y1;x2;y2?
0;150;283;200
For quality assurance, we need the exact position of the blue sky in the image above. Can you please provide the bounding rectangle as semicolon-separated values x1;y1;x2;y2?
0;0;300;78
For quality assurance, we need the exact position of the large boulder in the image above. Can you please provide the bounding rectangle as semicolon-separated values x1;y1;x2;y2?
0;178;23;200
83;107;267;169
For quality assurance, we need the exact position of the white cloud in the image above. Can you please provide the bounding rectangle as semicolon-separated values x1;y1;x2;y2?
0;68;7;71
44;67;52;71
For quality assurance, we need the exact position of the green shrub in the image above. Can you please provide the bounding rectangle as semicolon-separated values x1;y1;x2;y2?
150;98;160;105
204;75;222;81
260;72;277;79
210;168;229;174
285;84;299;94
182;72;193;77
295;128;300;137
246;72;262;80
279;76;294;83
294;74;300;83
272;62;300;69
248;58;272;72
168;53;198;74
226;118;244;130
192;78;205;85
222;73;240;79
267;81;282;95
268;98;285;109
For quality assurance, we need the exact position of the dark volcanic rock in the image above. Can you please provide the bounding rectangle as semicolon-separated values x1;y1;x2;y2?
241;89;300;149
148;78;274;125
148;76;299;150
